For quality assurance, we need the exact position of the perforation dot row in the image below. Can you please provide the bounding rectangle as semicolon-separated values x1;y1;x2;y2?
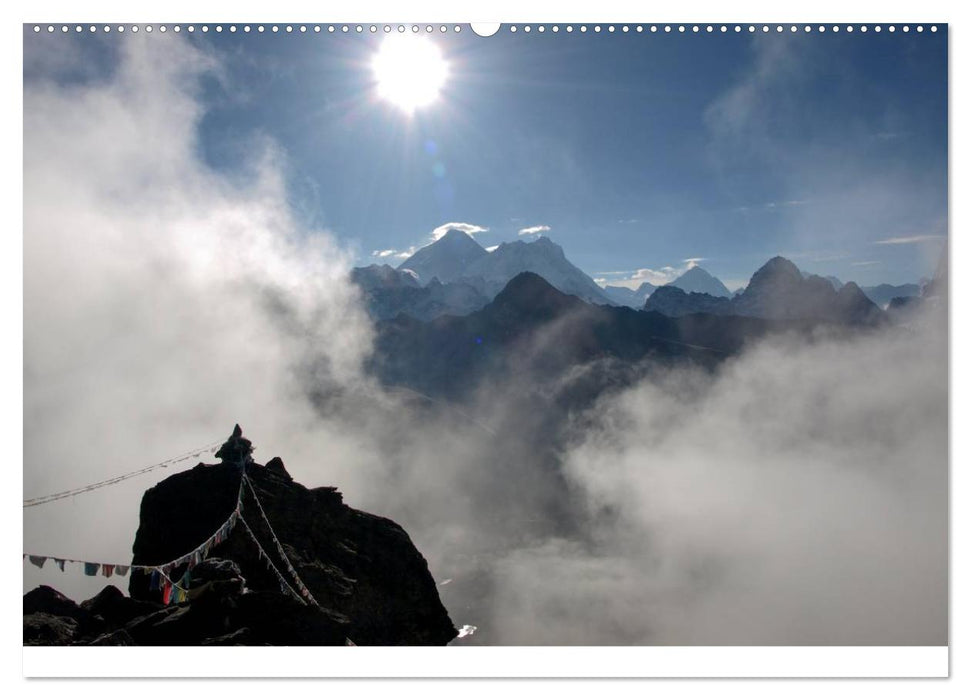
510;24;937;34
31;24;464;34
31;24;940;35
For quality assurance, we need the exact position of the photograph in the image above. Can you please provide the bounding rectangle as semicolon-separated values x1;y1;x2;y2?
23;20;947;657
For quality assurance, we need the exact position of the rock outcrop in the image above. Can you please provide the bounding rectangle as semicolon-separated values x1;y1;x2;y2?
25;428;457;646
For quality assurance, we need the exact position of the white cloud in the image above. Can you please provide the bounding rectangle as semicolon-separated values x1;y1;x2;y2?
682;257;706;266
371;249;398;258
485;245;499;253
875;235;945;246
431;222;488;241
851;260;881;267
518;225;551;236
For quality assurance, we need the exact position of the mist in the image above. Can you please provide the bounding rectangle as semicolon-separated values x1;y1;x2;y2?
24;33;947;646
487;320;947;644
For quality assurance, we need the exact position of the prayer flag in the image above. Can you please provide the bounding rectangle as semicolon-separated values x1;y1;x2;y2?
115;565;129;576
162;580;172;605
28;555;47;569
54;558;66;572
149;569;161;591
102;564;115;577
84;562;99;576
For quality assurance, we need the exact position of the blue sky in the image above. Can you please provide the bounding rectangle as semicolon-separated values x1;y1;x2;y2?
28;25;947;290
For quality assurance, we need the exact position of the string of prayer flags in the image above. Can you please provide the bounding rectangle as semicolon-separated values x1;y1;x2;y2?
238;514;306;605
24;438;224;509
241;475;319;606
22;471;245;608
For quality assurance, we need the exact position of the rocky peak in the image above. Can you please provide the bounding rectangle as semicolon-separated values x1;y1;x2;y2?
667;266;731;297
106;428;458;645
749;256;804;288
396;229;487;284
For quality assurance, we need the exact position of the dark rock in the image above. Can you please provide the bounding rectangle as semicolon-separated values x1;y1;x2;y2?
81;585;162;630
87;629;135;645
201;627;255;646
24;613;79;645
123;588;349;646
264;456;293;481
129;442;456;645
186;558;246;597
23;585;107;642
24;585;83;618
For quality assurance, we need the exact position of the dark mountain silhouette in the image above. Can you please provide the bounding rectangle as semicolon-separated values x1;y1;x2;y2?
369;272;801;401
644;286;733;317
733;257;885;326
352;263;489;321
25;429;456;646
397;229;488;284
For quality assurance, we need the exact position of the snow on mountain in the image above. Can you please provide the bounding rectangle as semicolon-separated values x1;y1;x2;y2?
460;236;614;305
396;229;488;284
666;266;731;297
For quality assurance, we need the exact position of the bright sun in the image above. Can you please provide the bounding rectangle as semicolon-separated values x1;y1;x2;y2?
373;36;448;113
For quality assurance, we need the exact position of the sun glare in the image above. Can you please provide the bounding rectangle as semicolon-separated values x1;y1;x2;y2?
372;36;448;113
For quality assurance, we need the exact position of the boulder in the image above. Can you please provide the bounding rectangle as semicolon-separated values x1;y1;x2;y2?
23;612;79;645
81;585;162;630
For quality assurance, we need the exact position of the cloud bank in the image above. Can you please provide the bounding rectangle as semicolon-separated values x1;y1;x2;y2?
486;320;947;644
